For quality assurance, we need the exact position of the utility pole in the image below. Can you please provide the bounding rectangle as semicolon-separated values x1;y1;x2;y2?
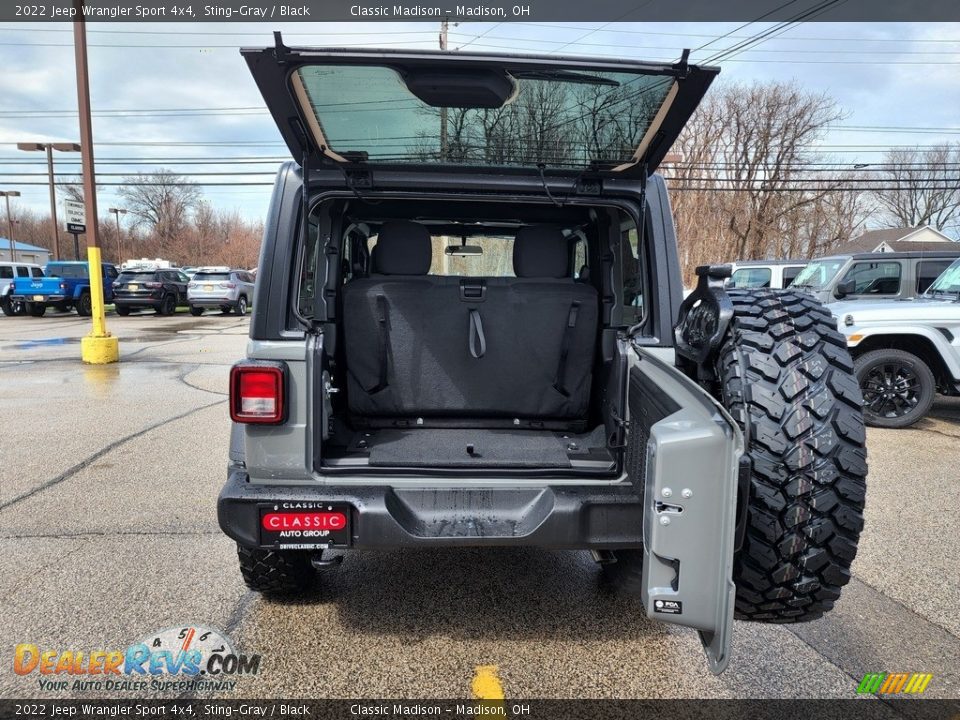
74;0;118;364
17;142;81;261
439;20;448;162
108;207;127;264
0;191;21;263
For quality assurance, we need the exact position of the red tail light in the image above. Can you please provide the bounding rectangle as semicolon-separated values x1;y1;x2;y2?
220;282;236;289
230;362;286;424
144;282;162;289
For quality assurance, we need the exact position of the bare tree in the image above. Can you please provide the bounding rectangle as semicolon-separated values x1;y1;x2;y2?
873;144;960;235
667;80;869;283
118;170;202;254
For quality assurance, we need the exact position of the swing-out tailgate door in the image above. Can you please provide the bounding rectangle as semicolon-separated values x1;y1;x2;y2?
624;343;743;673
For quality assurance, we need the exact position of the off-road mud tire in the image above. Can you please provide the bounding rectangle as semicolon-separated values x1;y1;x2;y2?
719;289;867;623
237;545;315;595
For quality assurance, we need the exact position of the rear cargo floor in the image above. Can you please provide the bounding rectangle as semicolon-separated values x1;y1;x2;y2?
324;425;613;471
368;428;572;468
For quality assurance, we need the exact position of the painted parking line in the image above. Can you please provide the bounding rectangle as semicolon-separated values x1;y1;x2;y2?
472;665;505;701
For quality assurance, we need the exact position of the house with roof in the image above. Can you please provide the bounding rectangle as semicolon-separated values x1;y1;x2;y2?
0;238;51;266
832;226;958;255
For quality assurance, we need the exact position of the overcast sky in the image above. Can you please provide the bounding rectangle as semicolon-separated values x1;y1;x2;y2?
0;21;958;226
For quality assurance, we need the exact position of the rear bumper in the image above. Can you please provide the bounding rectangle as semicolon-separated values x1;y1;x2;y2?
218;467;644;550
114;297;163;309
190;297;238;308
11;294;65;303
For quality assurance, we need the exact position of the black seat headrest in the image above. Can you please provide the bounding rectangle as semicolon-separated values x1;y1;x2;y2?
513;226;569;279
373;221;432;275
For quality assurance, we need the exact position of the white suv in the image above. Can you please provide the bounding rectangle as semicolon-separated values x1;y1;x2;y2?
829;258;960;428
726;260;807;290
1;261;44;316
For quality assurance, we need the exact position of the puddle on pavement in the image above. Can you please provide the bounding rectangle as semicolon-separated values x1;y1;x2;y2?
83;364;121;395
13;337;79;348
4;333;192;351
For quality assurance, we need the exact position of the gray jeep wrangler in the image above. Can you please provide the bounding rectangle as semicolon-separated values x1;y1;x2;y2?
218;39;867;672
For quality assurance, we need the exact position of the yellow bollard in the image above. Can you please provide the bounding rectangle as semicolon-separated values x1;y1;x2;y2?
80;246;119;364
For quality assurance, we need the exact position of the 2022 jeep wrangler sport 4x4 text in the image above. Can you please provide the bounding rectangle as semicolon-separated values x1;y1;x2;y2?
217;40;868;672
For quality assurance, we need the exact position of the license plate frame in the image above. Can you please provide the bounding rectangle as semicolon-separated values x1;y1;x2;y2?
258;504;352;549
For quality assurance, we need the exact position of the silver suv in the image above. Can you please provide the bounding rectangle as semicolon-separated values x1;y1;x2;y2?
829;258;960;428
790;250;959;304
187;268;255;316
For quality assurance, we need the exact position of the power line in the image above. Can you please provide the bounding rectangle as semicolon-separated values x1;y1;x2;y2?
445;32;960;55
3;24;959;45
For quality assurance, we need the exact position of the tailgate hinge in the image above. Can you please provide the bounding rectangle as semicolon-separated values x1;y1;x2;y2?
273;31;295;64
673;48;691;80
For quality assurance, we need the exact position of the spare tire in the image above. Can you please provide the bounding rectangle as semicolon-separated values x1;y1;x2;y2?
718;290;867;622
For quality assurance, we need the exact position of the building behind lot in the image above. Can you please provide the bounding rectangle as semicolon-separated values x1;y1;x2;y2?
832;226;958;255
0;239;51;266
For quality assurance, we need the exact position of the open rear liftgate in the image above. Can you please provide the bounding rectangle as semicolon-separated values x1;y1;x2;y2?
625;343;743;673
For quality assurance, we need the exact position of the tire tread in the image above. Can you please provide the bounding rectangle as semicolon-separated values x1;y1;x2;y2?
721;289;867;623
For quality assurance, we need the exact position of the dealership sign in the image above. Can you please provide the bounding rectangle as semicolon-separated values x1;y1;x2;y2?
64;199;86;234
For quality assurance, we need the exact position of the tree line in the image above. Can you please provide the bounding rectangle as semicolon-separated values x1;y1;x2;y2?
10;170;262;269
668;80;960;283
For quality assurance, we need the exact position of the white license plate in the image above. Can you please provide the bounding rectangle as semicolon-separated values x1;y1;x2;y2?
33;295;43;301
204;285;213;292
128;284;138;291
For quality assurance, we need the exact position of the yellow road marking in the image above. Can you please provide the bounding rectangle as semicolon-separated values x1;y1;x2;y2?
472;665;505;701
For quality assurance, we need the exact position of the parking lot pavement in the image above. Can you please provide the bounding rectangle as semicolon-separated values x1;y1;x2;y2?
1;313;958;699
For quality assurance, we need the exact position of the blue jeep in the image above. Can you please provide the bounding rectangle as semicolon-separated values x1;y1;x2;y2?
11;261;119;317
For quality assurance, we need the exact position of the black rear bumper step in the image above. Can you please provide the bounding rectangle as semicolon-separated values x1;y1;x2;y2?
218;467;644;550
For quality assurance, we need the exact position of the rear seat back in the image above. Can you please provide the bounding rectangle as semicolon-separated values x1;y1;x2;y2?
341;222;599;423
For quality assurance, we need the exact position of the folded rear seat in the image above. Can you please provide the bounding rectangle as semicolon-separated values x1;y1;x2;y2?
341;222;599;424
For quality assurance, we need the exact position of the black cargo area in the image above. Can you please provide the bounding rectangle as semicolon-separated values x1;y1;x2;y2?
311;196;637;478
323;426;615;472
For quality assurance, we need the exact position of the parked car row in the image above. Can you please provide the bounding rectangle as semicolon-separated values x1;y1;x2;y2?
730;253;960;430
3;261;256;318
728;249;960;302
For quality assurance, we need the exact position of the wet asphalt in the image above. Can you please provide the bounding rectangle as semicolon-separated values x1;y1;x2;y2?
1;312;958;700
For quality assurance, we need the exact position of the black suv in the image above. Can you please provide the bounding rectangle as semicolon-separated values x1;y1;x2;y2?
217;43;868;672
112;268;190;316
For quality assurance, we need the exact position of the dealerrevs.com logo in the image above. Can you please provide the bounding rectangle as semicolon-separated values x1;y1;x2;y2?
14;626;261;693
